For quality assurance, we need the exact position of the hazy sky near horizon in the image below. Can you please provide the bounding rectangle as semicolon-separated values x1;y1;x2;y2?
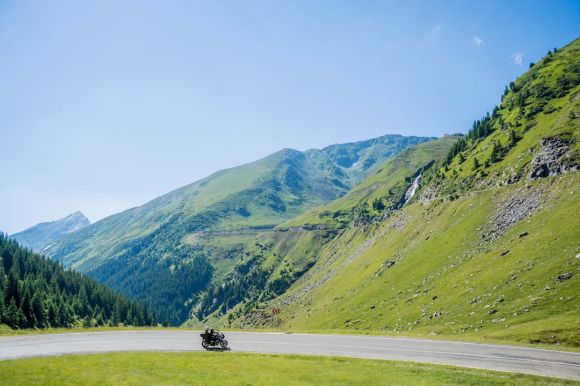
1;0;578;234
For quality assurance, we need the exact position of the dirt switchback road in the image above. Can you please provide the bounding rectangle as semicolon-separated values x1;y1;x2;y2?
0;331;578;380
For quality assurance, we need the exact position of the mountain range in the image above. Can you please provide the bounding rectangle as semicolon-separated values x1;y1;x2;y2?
223;39;579;347
36;38;579;349
44;134;433;324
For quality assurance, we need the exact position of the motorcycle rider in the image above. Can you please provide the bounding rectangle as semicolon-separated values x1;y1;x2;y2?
201;327;217;343
200;327;228;349
201;327;211;341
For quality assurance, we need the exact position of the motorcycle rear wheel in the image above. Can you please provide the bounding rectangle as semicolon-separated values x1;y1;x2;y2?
202;340;210;349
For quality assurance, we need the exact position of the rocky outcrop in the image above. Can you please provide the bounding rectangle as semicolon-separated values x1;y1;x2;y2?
485;186;543;242
529;137;578;180
557;272;573;282
418;183;438;204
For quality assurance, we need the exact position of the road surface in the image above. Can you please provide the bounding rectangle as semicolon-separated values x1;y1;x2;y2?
0;331;579;380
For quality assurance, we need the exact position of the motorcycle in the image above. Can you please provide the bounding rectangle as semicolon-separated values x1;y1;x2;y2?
200;331;228;349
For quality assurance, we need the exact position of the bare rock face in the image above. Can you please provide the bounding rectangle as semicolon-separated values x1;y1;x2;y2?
529;137;577;180
484;186;543;242
418;183;438;204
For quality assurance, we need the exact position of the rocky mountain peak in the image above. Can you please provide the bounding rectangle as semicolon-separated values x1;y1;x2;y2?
11;211;91;252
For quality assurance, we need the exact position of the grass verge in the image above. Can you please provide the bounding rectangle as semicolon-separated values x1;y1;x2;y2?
0;352;576;386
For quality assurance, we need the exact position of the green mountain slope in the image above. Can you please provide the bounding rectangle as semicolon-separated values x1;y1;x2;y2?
283;135;461;229
226;39;580;347
0;235;155;329
193;136;458;324
46;134;432;324
11;211;90;253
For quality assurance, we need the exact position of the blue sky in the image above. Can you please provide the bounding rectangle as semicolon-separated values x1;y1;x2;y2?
1;0;578;234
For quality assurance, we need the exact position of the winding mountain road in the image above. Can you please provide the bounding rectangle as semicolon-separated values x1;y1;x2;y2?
0;331;579;380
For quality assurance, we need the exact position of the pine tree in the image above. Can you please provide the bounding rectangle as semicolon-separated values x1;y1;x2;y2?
6;267;20;304
31;292;45;328
20;290;33;328
16;306;26;328
126;304;133;325
472;157;480;170
0;265;6;293
372;198;385;211
490;141;502;163
5;298;19;328
112;301;121;326
0;294;5;322
509;130;518;147
47;301;58;327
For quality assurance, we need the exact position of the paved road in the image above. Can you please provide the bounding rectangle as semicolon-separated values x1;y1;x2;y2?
0;331;579;380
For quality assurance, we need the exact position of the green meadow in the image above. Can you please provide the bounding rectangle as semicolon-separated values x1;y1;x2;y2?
0;352;575;386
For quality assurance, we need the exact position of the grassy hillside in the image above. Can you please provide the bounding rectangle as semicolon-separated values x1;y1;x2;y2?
45;134;431;324
196;136;457;326
255;175;578;345
226;39;580;348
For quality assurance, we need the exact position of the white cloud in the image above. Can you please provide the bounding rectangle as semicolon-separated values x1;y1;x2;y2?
433;24;443;32
472;36;484;46
512;52;524;66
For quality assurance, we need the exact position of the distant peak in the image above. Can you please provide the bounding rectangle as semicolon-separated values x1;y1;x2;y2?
267;148;305;163
10;210;91;252
63;211;90;223
277;148;302;155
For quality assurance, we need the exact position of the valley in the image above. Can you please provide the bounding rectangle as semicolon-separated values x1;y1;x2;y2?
44;135;433;324
23;40;579;349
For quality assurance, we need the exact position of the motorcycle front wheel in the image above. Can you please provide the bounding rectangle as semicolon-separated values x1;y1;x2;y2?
220;339;228;348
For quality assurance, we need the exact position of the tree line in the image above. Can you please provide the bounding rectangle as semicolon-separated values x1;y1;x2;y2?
445;46;578;168
0;234;156;329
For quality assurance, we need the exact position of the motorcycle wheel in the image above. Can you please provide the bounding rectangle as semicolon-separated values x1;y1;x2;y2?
202;340;210;349
220;339;228;348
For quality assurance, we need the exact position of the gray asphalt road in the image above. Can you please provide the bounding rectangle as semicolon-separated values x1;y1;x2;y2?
0;331;579;380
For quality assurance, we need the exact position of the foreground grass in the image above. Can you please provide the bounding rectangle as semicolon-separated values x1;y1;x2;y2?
0;352;575;386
